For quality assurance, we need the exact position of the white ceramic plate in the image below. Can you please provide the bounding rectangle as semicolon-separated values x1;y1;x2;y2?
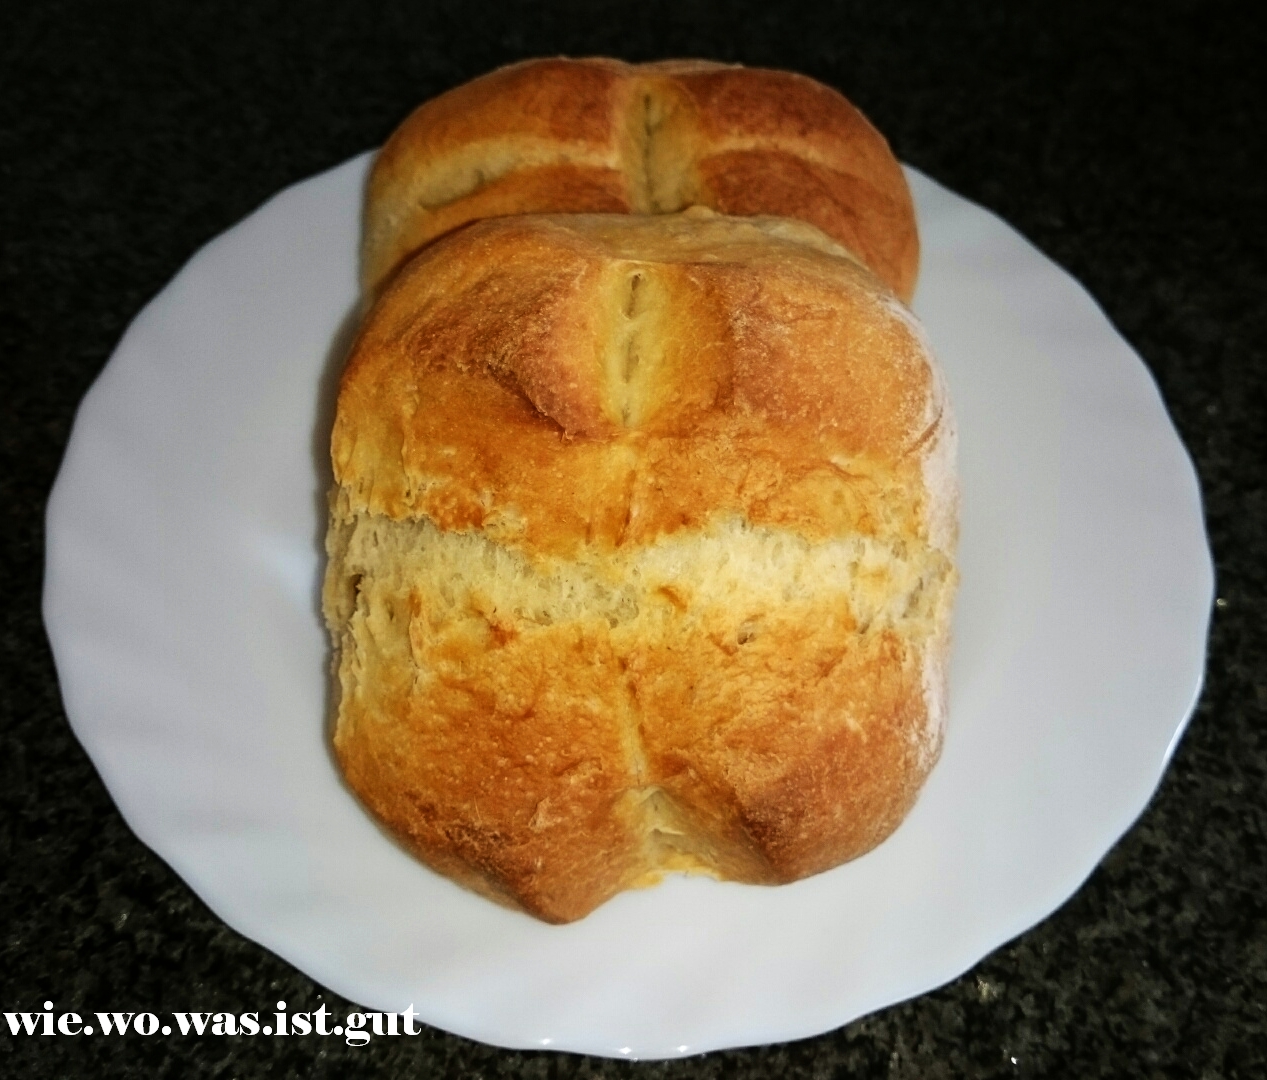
44;153;1213;1060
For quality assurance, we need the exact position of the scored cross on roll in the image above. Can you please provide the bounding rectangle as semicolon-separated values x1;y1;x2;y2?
362;57;920;303
324;201;958;923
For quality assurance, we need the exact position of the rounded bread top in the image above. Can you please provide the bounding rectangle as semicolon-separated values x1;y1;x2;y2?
364;57;919;303
334;211;952;560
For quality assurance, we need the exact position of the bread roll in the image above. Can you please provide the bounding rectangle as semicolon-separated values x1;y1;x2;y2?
363;57;919;303
324;210;957;923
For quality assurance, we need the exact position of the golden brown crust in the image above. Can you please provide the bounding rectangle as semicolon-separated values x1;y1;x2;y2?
337;212;939;558
363;57;918;303
325;212;956;923
331;539;947;922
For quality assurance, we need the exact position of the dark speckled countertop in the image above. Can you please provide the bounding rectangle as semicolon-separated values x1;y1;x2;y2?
2;2;1264;1076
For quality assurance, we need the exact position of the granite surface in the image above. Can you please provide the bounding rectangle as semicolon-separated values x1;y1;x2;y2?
2;1;1264;1076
